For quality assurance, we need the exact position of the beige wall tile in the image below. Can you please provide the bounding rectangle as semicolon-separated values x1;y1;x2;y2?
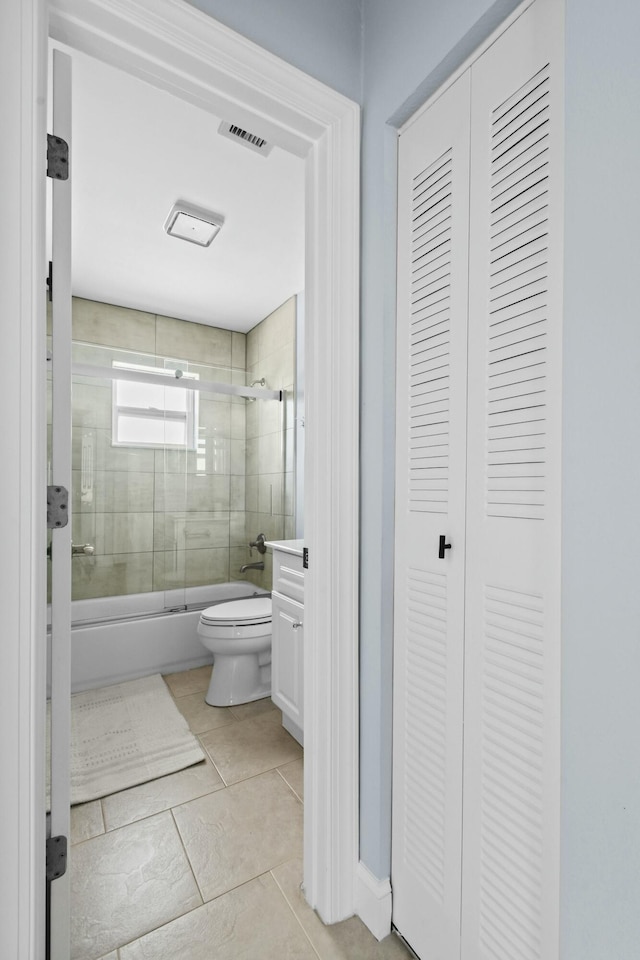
72;428;155;473
73;298;156;352
156;315;232;366
245;325;261;370
71;553;153;601
261;297;295;353
154;473;230;513
153;548;230;591
230;438;246;476
245;397;259;439
229;475;245;511
229;545;251;581
72;512;153;556
260;342;295;391
229;512;247;547
231;331;246;369
259;396;284;436
153;512;230;552
259;433;285;475
245;475;258;513
71;470;155;515
72;297;155;353
230;403;246;440
258;474;283;516
198;397;231;438
72;382;112;429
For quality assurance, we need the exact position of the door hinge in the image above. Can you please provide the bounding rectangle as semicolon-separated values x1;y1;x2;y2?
47;134;69;181
47;260;53;302
47;485;69;529
302;547;308;569
46;835;67;882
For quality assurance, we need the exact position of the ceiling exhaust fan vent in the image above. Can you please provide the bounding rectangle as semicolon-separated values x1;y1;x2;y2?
218;121;273;157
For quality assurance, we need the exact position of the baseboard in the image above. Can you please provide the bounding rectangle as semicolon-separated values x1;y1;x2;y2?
354;861;392;942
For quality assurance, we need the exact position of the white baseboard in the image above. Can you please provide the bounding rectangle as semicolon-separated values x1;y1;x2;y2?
354;861;392;942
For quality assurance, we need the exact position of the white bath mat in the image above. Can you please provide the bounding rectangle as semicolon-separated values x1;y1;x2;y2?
49;674;206;806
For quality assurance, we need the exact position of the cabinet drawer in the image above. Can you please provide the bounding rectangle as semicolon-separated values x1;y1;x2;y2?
272;550;304;603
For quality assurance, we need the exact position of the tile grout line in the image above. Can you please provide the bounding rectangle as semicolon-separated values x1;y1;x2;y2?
270;862;323;960
274;765;303;804
169;805;207;908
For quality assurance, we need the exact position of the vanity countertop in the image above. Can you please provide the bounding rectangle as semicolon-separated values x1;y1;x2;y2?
265;539;304;558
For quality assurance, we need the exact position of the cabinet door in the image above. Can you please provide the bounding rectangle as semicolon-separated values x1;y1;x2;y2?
271;590;304;728
462;0;562;957
391;70;471;960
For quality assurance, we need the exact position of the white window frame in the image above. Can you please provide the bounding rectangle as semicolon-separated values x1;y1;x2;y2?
111;361;199;450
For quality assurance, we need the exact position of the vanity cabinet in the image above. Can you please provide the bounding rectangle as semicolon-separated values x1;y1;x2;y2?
267;541;304;746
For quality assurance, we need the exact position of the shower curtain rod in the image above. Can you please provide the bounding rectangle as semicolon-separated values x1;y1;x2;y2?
71;362;282;402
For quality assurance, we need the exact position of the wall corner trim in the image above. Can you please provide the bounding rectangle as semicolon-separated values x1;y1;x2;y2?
355;861;392;941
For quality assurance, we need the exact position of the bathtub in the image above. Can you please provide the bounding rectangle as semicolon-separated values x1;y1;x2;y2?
49;582;269;693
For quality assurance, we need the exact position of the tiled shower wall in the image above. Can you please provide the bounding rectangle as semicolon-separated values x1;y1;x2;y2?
58;296;294;601
243;298;296;591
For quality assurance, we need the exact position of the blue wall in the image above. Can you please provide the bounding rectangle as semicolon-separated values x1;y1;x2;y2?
561;1;640;956
185;0;363;103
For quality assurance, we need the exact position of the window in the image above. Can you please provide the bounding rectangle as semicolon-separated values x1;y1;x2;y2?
112;362;199;449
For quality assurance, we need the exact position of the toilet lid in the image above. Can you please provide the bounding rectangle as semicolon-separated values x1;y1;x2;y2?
200;596;272;626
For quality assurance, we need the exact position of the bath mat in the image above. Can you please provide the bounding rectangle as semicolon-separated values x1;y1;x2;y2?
48;674;205;806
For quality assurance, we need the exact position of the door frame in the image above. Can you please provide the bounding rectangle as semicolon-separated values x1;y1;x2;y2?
4;0;360;950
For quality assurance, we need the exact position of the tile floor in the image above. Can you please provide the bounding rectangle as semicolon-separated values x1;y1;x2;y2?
70;665;412;960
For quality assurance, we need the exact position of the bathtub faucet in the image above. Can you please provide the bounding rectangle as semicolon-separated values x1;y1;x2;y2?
240;561;265;573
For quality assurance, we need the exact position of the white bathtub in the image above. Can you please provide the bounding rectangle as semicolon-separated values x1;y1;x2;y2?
49;582;269;693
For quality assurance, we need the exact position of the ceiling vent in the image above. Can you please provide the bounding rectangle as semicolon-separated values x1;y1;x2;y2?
218;121;273;157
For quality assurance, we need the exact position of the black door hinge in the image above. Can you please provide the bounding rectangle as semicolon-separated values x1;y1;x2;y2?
46;835;67;882
47;261;53;302
47;134;69;181
303;547;308;569
47;485;69;529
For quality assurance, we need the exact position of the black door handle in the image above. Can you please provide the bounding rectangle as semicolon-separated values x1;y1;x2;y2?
438;535;451;559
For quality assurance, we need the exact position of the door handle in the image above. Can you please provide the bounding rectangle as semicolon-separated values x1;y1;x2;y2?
438;535;451;560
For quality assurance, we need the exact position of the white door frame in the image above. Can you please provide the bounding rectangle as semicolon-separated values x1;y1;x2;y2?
3;0;360;950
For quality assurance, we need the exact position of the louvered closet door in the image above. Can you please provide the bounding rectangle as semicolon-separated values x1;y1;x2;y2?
462;1;562;958
392;71;470;960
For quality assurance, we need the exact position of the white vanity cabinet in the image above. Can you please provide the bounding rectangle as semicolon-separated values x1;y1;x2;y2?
266;540;304;746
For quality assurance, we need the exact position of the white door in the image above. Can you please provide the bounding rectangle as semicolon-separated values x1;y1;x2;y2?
48;47;73;960
391;71;471;960
462;0;562;957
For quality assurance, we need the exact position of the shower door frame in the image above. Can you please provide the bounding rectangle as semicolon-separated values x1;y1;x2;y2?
5;0;361;949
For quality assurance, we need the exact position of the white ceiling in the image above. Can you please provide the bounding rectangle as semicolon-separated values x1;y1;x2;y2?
52;43;305;333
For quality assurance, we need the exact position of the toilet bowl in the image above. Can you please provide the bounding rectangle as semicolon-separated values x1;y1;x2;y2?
197;596;272;706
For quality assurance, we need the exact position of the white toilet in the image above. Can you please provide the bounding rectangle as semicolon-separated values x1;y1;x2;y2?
197;595;272;706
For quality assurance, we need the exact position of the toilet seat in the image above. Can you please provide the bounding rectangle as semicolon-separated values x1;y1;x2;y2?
200;596;272;627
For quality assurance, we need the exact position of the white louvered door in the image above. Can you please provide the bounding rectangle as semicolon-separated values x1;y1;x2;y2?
392;2;561;959
462;1;562;957
391;71;470;960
